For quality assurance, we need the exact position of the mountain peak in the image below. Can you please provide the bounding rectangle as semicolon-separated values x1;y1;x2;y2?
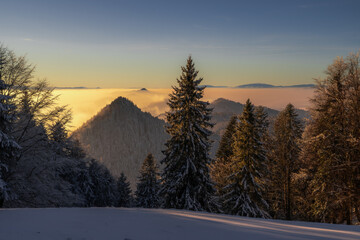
72;97;168;190
110;96;138;108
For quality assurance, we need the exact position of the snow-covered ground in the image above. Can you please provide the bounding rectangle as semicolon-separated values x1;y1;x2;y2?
1;208;359;240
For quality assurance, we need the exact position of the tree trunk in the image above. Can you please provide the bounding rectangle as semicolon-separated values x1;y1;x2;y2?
346;201;352;225
286;170;291;220
355;204;360;223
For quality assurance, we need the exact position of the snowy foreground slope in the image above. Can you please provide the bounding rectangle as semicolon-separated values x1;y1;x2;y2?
1;208;359;240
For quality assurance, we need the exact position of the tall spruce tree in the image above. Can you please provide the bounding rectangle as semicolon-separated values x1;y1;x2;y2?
160;56;215;211
302;53;360;224
223;99;269;218
0;52;20;207
136;153;160;208
211;115;237;201
116;172;132;207
271;104;302;220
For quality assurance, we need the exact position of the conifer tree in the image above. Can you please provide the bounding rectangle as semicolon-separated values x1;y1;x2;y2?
136;154;160;208
254;106;270;143
302;53;360;224
211;115;237;200
160;56;215;211
48;109;72;155
254;106;271;182
0;52;20;207
116;172;132;207
88;159;117;207
223;99;269;218
270;104;302;220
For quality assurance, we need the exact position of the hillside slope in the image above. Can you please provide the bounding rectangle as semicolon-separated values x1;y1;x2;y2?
72;97;168;189
0;208;358;240
73;97;309;189
209;98;309;155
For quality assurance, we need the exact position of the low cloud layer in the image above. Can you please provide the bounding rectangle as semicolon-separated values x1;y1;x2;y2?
55;88;315;131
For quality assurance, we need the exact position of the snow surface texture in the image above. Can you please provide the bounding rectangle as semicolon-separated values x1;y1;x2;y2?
0;208;359;240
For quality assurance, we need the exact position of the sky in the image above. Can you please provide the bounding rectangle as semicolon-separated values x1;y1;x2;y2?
0;0;359;88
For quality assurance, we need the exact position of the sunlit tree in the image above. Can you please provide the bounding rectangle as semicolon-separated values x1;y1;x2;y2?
302;52;360;224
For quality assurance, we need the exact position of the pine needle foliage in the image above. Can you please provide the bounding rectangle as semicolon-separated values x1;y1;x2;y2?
116;172;132;207
160;56;215;211
211;115;237;202
223;99;269;218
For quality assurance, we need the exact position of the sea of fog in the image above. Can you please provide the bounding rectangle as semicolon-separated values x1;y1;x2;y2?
54;88;315;131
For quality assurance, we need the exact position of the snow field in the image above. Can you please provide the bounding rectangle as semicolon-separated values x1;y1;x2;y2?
1;208;359;240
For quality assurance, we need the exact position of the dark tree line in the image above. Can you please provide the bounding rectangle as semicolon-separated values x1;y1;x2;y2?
0;45;131;208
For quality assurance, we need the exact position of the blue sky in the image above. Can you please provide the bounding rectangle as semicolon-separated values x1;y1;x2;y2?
0;0;359;88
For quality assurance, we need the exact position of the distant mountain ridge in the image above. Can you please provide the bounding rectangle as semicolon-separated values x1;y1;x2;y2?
198;83;315;88
55;84;314;89
235;83;315;88
55;86;101;89
199;85;229;88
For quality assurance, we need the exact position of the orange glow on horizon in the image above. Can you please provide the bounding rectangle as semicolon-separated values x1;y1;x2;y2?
55;88;315;131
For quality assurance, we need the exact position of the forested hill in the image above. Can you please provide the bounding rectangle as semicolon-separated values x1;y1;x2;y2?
72;97;168;190
209;98;310;156
73;97;309;189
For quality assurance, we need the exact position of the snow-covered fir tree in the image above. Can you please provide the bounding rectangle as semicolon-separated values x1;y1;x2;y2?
116;172;132;207
211;115;237;205
270;103;302;220
136;154;160;208
223;99;269;218
0;53;20;207
160;56;215;211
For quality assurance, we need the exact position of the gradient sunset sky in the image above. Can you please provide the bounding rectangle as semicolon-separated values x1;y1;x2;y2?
1;0;359;88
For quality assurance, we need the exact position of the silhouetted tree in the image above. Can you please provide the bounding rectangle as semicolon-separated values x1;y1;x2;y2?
117;172;132;207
